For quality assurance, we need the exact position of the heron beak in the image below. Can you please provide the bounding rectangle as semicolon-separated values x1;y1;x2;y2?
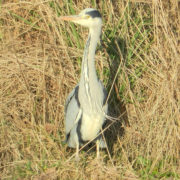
59;15;82;22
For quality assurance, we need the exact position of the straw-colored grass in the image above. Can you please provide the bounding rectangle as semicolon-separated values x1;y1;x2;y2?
0;0;179;179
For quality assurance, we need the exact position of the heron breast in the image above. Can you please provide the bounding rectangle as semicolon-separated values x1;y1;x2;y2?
80;113;105;141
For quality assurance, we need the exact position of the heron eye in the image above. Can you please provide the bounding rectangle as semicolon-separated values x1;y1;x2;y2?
84;15;90;19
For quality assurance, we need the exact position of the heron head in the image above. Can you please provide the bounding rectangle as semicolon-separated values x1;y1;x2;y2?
60;8;102;28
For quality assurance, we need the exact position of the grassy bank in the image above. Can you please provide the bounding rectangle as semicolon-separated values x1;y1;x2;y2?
0;0;179;179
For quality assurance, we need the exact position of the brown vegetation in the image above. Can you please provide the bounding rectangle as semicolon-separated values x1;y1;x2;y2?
0;0;179;179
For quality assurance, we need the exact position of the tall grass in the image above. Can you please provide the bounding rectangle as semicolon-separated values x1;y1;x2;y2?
0;0;179;179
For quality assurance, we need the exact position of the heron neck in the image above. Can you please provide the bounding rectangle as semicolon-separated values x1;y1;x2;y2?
81;27;101;84
78;26;102;108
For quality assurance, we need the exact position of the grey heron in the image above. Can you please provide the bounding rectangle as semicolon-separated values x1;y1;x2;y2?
61;8;108;160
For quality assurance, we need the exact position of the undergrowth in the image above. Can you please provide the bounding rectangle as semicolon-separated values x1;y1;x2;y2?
0;0;179;179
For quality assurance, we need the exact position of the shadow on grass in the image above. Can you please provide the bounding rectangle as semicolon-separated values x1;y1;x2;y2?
102;36;130;156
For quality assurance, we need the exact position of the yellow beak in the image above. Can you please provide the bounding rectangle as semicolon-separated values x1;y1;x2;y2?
59;15;82;22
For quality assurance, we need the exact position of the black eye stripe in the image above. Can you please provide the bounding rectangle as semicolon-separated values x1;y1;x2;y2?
86;10;101;18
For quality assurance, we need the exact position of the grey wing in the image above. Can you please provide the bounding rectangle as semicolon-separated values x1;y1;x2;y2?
65;85;80;140
65;84;80;113
98;80;108;148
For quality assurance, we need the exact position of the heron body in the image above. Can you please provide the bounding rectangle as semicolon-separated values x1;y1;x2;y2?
62;8;108;160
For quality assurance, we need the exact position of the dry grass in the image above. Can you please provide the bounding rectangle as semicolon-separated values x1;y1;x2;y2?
0;0;179;179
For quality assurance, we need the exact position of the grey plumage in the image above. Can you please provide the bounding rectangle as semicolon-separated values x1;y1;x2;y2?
61;8;108;160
